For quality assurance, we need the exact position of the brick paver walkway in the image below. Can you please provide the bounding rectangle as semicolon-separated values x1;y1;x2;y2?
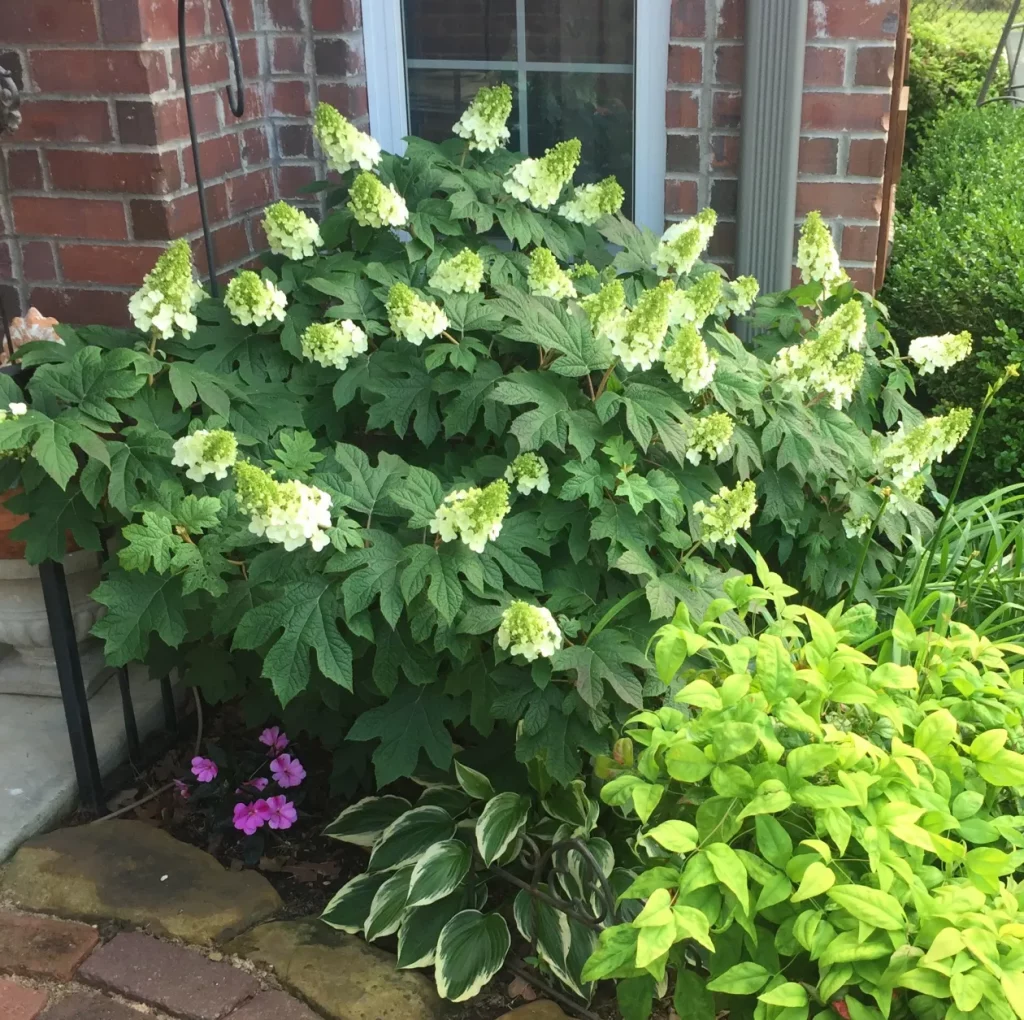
0;912;319;1020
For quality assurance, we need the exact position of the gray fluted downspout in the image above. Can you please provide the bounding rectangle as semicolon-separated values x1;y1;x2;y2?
735;0;809;298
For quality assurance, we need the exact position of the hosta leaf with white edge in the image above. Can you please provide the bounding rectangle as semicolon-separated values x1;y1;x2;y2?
397;890;468;970
364;865;413;940
368;805;455;873
323;795;411;846
320;871;388;933
406;839;472;908
454;758;495;800
476;792;530;866
435;910;511;1002
513;887;585;996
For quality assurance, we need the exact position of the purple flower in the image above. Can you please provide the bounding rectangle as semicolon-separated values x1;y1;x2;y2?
270;753;306;789
191;756;218;783
249;777;269;792
173;779;190;800
259;726;289;755
265;795;298;830
232;799;271;836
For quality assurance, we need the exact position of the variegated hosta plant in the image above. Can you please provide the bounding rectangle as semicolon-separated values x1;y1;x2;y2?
0;87;975;782
584;558;1024;1020
319;760;615;1002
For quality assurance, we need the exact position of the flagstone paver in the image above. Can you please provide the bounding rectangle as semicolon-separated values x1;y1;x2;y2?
41;993;146;1020
79;932;259;1020
225;991;321;1020
0;911;99;981
0;980;48;1020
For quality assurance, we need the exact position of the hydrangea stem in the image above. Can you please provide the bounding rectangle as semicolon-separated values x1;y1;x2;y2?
846;489;891;608
594;363;617;401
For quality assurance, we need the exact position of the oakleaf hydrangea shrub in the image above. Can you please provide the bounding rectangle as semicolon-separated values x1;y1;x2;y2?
0;91;974;793
586;561;1024;1020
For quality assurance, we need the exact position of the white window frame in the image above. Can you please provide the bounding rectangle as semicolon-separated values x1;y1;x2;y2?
363;0;670;232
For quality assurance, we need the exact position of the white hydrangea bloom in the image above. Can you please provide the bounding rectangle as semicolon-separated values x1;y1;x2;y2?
843;511;874;539
722;276;760;316
686;413;734;466
429;249;485;295
300;320;368;371
668;272;723;328
664;323;718;394
504;139;581;210
612;281;674;372
558;176;624;225
579;280;628;344
386;283;448;345
129;240;204;340
497;601;563;661
880;408;973;487
172;429;238;483
528;248;576;301
349;172;409;229
4;402;27;418
505;453;550;495
224;271;287;327
429;480;510;553
313;102;381;172
263;202;323;261
796;211;849;298
693;480;758;548
453;84;513;152
908;331;973;375
653;209;717;277
235;461;333;553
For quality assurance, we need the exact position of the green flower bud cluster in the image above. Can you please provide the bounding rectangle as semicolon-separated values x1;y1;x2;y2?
558;176;624;225
693;480;758;547
429;479;511;553
349;172;409;229
504;453;550;495
453;84;513;152
664;322;717;394
568;262;598;280
386;283;449;345
686;412;734;466
496;600;563;661
172;428;238;483
128;239;205;340
613;280;675;372
313;102;381;172
234;461;333;553
653;209;717;277
300;320;368;371
263;202;323;262
796;211;849;297
580;279;627;343
504;139;581;210
722;275;760;316
224;271;287;327
429;249;485;295
669;271;723;328
880;408;974;488
528;248;576;301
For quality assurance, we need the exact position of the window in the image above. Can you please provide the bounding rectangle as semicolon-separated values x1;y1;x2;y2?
363;0;670;231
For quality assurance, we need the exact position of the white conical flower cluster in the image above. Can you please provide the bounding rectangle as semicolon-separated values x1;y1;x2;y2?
796;211;848;298
505;453;550;495
668;272;723;328
300;320;368;371
722;276;760;316
558;176;624;225
313;102;381;172
879;408;973;488
224;271;287;327
843;511;874;539
496;601;563;661
172;429;238;483
664;322;717;394
773;300;867;409
693;480;758;547
386;283;448;345
908;331;973;376
686;412;733;465
579;280;627;344
654;209;717;277
349;172;409;228
263;202;323;261
429;249;485;295
504;139;581;210
528;248;576;301
129;240;205;340
612;281;674;372
235;461;333;553
453;84;513;152
429;480;510;553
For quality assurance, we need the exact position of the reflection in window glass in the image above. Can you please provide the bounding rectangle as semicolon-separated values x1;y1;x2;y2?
403;0;517;61
407;69;519;144
524;0;634;65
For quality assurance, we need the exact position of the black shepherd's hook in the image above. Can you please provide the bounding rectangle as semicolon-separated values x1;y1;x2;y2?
178;0;245;298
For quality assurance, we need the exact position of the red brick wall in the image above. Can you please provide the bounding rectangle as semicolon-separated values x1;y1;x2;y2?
668;0;898;290
0;0;366;325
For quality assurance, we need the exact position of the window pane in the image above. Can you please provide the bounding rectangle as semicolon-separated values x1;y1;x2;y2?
403;0;517;61
524;0;634;64
527;71;635;216
407;69;520;144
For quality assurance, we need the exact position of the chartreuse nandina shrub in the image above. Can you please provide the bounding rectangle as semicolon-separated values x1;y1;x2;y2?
0;95;977;788
581;559;1024;1020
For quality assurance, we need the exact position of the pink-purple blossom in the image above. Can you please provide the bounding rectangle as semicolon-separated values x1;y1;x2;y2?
270;753;305;789
259;726;289;755
249;776;269;792
173;779;190;800
191;756;218;783
232;799;271;836
265;794;298;830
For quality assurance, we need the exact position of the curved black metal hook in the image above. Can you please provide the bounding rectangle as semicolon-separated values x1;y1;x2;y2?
178;0;245;297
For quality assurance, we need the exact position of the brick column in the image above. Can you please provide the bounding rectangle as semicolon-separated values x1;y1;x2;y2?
667;0;897;289
0;0;365;326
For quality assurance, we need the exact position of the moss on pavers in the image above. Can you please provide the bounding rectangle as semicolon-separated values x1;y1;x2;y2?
226;918;441;1020
0;820;282;945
